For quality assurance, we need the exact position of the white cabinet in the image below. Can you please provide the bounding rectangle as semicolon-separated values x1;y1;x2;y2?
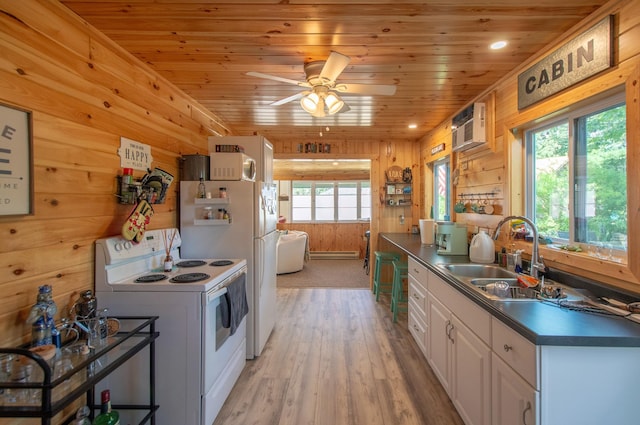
427;271;491;425
408;257;429;357
403;257;640;425
491;317;538;389
492;353;539;425
427;294;452;393
451;315;491;425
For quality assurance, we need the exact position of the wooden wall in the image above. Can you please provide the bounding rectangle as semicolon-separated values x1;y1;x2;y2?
0;1;422;364
277;223;370;258
420;0;640;292
272;138;420;263
0;0;230;354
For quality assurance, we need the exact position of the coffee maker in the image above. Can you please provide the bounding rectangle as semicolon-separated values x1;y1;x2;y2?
435;222;468;255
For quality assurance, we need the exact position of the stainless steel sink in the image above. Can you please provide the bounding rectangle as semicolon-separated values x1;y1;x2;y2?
438;263;517;279
437;263;586;302
469;278;539;301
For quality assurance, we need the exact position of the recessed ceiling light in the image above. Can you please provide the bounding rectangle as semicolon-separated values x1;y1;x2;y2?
490;41;508;50
408;123;417;129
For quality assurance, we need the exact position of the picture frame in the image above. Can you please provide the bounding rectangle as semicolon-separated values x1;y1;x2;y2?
0;102;33;215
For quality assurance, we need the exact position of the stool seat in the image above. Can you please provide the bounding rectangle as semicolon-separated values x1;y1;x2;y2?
391;260;409;323
373;251;401;301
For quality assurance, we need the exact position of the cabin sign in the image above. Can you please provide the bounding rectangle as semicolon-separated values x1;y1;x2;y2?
518;16;613;109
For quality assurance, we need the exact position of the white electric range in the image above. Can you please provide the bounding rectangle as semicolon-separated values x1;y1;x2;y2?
94;228;247;425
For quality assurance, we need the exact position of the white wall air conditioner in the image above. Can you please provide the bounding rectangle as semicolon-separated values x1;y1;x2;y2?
452;102;486;152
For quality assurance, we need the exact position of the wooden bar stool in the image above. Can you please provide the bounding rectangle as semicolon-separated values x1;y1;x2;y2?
373;251;401;301
391;260;409;323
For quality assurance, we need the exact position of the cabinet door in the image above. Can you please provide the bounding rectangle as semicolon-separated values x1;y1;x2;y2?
450;315;491;425
427;293;451;395
492;353;539;425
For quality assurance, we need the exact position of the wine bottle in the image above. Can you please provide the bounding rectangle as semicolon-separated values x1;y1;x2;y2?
197;177;206;198
93;390;120;425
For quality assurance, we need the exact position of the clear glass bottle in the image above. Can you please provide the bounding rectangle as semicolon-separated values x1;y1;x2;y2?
93;390;120;425
164;254;173;272
197;178;206;198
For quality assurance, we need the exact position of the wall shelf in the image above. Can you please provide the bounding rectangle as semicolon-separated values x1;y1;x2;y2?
194;198;230;205
193;219;230;226
384;182;412;207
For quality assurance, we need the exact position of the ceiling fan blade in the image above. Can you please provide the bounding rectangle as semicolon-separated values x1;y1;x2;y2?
334;83;397;96
338;103;351;113
270;92;306;106
319;51;351;82
246;71;310;87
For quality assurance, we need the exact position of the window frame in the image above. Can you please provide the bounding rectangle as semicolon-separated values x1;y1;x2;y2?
288;180;371;223
524;91;626;255
433;157;451;221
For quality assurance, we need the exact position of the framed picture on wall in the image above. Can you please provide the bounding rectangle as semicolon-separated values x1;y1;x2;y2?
0;103;33;216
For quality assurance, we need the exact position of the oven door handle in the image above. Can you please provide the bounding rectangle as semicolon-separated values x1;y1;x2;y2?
206;286;228;303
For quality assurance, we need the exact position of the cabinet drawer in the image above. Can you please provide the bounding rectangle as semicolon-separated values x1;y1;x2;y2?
409;310;427;357
492;317;539;389
408;277;427;316
408;257;428;289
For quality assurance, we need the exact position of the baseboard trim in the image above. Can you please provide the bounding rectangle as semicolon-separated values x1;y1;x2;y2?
309;251;359;260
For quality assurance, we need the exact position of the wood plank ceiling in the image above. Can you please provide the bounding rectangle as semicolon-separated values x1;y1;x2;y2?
61;1;608;145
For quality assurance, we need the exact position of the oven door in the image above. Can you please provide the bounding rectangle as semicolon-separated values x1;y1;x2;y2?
201;269;247;425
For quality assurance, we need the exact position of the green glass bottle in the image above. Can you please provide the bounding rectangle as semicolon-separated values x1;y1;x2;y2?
93;390;120;425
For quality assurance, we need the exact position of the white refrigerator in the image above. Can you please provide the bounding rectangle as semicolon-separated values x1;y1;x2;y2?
180;137;278;358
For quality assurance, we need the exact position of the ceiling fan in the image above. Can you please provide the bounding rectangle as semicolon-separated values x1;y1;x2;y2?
246;51;396;118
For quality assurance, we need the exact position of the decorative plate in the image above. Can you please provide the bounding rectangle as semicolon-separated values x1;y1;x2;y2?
385;166;404;182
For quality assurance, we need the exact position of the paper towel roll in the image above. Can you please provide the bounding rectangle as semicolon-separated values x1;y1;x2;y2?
419;219;435;245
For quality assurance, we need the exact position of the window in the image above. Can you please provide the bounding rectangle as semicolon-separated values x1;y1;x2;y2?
433;158;451;221
525;92;626;259
290;181;371;222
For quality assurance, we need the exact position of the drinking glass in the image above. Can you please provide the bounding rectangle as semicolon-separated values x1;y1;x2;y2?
0;353;13;404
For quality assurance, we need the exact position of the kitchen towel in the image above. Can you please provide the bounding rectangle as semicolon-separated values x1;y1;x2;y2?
220;273;249;335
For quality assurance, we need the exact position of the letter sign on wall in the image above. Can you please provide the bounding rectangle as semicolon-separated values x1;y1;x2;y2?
0;103;32;216
118;137;153;171
517;16;613;110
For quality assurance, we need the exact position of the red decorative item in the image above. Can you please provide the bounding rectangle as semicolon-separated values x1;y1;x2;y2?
122;200;154;242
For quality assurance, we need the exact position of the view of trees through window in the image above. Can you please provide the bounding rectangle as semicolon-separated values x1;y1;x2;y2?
527;98;627;254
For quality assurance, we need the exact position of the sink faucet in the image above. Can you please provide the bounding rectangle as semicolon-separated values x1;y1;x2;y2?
492;215;546;279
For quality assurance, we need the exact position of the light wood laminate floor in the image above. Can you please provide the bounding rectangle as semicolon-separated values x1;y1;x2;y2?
213;288;464;425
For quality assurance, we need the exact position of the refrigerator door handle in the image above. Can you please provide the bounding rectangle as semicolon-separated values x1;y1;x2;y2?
257;237;265;290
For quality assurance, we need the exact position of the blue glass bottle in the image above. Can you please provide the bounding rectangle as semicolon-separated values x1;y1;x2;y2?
27;285;57;347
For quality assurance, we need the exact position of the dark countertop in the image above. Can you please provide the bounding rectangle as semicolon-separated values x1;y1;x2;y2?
380;232;640;347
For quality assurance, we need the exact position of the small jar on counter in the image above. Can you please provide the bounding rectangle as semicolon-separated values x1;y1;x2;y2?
219;187;227;198
204;207;213;220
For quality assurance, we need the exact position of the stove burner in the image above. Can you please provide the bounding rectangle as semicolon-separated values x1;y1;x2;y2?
176;260;207;268
210;260;234;267
169;273;211;283
135;274;168;283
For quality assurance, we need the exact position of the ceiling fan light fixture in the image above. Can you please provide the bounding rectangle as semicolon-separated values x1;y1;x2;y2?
311;95;326;117
300;92;321;114
325;92;344;115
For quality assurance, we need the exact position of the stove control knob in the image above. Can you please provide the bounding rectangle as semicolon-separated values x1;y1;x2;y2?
124;241;133;250
114;242;123;251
